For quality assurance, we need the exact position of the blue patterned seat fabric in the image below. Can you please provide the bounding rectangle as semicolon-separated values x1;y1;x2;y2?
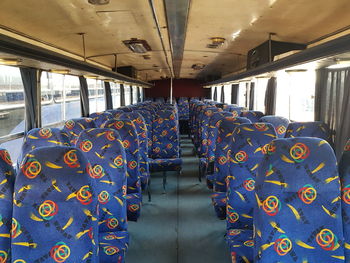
62;118;96;145
226;123;277;231
254;138;344;262
118;112;150;188
340;139;350;261
75;128;129;262
107;109;125;119
284;121;331;142
133;109;153;157
150;109;182;172
18;127;70;168
103;119;142;222
259;115;290;138
89;111;113;128
12;146;99;262
211;117;251;219
0;149;16;262
198;107;220;158
226;229;254;263
241;110;264;123
178;97;189;120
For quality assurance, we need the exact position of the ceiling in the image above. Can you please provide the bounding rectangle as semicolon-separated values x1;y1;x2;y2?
0;0;349;82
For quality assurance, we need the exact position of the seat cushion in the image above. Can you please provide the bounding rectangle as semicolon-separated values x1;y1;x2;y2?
211;192;226;219
126;193;142;221
149;158;182;171
226;229;254;263
206;173;215;189
99;231;129;263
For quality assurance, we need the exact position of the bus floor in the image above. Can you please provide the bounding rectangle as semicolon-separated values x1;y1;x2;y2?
127;135;231;263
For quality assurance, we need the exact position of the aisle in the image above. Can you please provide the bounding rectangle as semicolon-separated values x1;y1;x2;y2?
127;136;230;263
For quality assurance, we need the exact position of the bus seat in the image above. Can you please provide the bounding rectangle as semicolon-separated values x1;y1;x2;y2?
62;117;96;145
12;146;99;262
0;149;16;262
133;109;153;157
103;119;142;222
259;115;290;138
210;117;251;219
339;139;350;261
226;123;277;230
240;110;264;123
284;121;331;143
89;111;113;128
254;138;344;262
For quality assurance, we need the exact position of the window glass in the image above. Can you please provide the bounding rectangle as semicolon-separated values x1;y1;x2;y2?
132;86;138;104
216;86;221;102
254;78;269;112
41;72;81;126
223;84;232;104
0;65;25;137
111;82;121;108
124;85;131;105
88;79;105;113
275;70;315;121
140;87;144;102
238;82;247;107
211;87;215;100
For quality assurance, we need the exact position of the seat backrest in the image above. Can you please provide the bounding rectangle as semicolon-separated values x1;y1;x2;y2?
339;139;350;260
134;109;153;156
198;107;219;156
226;123;277;230
241;110;264;123
18;128;70;166
0;149;16;261
12;146;99;262
103;119;141;195
260;115;290;138
76;128;128;233
89;111;113;127
213;117;251;192
285;121;331;142
107;109;125;119
152;109;180;159
254;138;344;262
62;118;96;145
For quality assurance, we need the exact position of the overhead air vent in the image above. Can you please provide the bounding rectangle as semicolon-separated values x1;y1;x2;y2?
143;55;151;60
88;0;110;5
207;37;225;49
123;38;152;54
192;63;206;70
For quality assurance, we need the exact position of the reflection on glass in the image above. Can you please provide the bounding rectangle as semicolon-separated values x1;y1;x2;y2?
88;79;105;113
224;84;232;104
111;82;121;108
254;78;268;113
124;85;131;105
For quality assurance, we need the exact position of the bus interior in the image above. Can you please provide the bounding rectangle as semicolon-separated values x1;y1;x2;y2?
0;0;350;262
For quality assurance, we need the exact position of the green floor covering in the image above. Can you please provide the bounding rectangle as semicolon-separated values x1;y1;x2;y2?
127;136;230;263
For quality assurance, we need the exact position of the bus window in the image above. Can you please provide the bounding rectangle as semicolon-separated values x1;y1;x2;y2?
140;87;144;102
238;82;246;106
223;84;232;104
124;85;131;105
211;87;215;100
0;65;25;163
88;79;105;113
275;70;315;121
41;72;81;126
111;82;121;108
132;86;138;104
253;78;269;113
216;86;221;102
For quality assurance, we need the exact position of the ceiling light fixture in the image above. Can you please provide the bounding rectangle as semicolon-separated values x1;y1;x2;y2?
50;69;70;74
84;74;99;79
123;38;152;54
0;58;22;66
88;0;110;5
327;59;350;69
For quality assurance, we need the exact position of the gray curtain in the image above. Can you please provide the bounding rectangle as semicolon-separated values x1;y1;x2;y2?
249;82;255;110
220;85;225;103
315;68;350;158
104;81;113;110
245;83;250;108
213;86;217;101
142;88;145;102
264;77;277;115
231;84;239;104
20;67;41;131
130;86;134;104
120;83;125;106
137;86;141;103
79;76;90;117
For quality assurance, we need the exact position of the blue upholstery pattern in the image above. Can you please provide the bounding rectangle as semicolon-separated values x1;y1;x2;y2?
198;107;219;158
18;128;70;167
259;115;290;138
75;128;128;233
134;109;153;157
89;112;113;128
178;97;189;120
285;121;331;142
12;146;99;262
340;139;350;260
150;109;182;171
0;149;16;262
99;231;129;263
241;111;264;123
103;119;142;221
226;229;254;263
62;118;96;145
254;138;344;262
226;123;277;230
